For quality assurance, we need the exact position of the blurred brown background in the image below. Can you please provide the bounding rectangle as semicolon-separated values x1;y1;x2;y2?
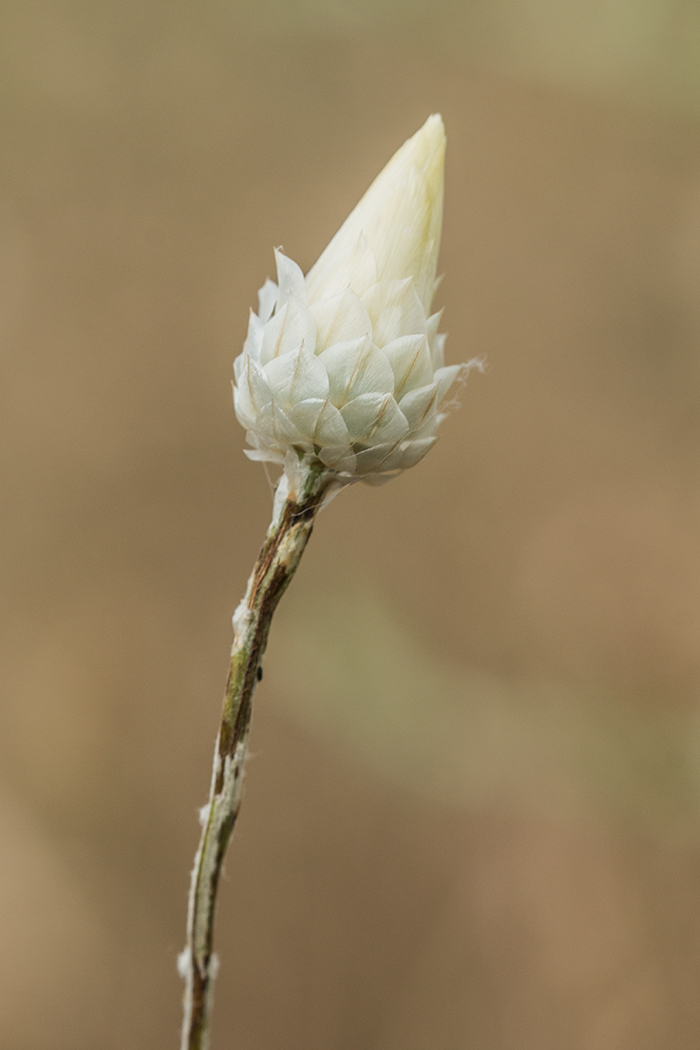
3;1;700;1047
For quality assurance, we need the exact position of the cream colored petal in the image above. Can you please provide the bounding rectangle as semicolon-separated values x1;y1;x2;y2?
255;401;305;449
399;436;437;469
370;443;405;473
360;471;397;486
285;398;324;441
274;249;307;307
398;381;439;433
233;352;245;384
408;408;439;441
425;309;443;353
244;447;286;464
431;331;446;370
382;334;433;400
318;444;356;471
354;443;395;472
286;398;351;448
413;235;441;312
340;392;392;442
259;295;317;364
366;396;409;445
235;357;273;424
243;309;265;363
233;384;255;430
264;345;329;411
434;363;464;404
257;278;278;322
313;401;351;447
361;278;427;347
319;337;394;407
306;230;378;305
365;168;435;304
310;288;372;351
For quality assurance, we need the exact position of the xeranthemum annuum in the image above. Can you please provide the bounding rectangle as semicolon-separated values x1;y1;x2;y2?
233;114;478;486
181;113;483;1050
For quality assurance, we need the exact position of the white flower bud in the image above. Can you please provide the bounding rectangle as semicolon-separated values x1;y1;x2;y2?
233;114;478;484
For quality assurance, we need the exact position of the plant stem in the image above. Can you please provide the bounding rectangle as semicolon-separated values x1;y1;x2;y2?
180;462;329;1050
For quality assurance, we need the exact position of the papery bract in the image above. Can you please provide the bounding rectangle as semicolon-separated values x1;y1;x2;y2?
233;114;478;485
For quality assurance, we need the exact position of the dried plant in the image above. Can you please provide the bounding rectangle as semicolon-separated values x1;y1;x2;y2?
178;114;478;1050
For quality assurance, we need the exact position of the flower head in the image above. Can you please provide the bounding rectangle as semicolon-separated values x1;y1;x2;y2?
233;114;477;485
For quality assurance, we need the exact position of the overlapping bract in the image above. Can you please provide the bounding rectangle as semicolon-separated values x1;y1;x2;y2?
233;114;471;483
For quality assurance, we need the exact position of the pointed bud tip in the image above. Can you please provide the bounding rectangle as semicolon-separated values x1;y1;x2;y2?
377;114;445;219
404;113;446;167
419;113;445;140
305;114;446;308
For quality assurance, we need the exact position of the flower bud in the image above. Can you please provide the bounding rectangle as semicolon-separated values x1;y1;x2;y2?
233;114;477;484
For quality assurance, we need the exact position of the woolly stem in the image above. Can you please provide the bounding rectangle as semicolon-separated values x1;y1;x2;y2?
179;461;330;1050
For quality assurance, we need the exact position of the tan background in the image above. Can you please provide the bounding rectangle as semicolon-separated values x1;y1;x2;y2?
3;1;700;1047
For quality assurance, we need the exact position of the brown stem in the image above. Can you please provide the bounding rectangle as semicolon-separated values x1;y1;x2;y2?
179;463;330;1050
